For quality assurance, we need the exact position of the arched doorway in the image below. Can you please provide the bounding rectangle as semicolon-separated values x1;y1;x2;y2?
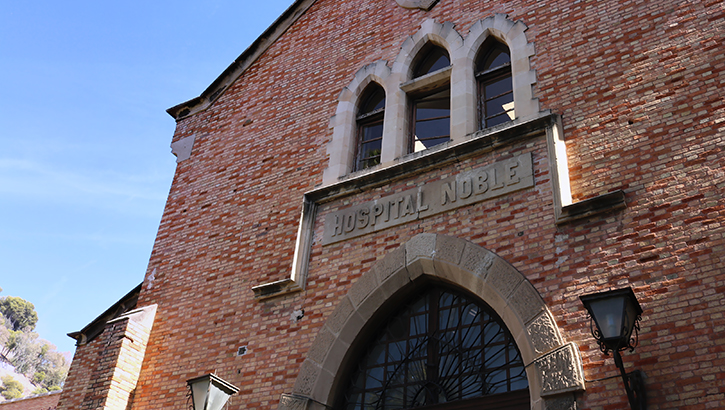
280;234;584;410
343;285;529;410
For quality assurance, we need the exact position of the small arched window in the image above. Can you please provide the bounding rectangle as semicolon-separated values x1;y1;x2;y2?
410;45;451;153
412;46;450;78
343;286;529;410
356;84;386;170
476;40;514;129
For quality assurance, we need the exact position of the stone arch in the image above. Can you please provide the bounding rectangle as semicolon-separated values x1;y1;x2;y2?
387;19;466;149
392;19;463;81
462;14;541;132
323;61;391;184
281;233;585;410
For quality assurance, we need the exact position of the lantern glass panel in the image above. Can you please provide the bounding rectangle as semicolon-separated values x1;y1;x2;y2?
190;378;210;410
588;297;625;341
207;384;233;410
622;297;640;342
188;374;239;410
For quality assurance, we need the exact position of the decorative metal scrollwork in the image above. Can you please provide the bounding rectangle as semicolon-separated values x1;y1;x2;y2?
344;287;528;410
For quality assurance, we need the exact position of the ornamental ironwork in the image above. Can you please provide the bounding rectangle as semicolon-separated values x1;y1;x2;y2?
344;287;528;410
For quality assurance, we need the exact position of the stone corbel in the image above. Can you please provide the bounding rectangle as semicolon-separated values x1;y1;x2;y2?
531;342;586;397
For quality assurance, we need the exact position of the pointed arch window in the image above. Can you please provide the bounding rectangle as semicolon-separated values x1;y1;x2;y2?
356;84;386;170
476;40;514;129
343;286;529;410
409;45;451;153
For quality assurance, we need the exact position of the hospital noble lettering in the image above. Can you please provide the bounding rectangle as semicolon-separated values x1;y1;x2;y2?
323;152;533;244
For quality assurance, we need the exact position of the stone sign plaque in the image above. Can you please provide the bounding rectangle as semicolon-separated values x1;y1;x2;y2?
322;152;534;245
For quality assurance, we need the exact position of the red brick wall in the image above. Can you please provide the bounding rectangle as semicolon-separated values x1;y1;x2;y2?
70;0;724;409
56;337;101;409
0;391;60;410
57;307;154;410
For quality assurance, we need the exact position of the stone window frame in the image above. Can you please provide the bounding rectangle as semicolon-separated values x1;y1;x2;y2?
476;38;515;129
324;61;392;183
354;83;386;171
404;43;453;154
323;15;541;186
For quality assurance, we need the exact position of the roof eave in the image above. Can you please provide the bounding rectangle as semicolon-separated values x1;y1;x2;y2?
167;0;318;121
66;283;142;346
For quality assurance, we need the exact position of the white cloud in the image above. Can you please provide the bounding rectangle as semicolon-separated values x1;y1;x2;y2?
0;157;169;217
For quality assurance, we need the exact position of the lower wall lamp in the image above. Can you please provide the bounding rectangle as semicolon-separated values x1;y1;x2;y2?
187;373;240;410
580;287;646;410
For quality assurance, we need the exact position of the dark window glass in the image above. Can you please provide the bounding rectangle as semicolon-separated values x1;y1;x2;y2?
411;88;450;153
409;45;451;154
356;84;385;171
413;46;450;78
344;287;528;410
476;41;514;129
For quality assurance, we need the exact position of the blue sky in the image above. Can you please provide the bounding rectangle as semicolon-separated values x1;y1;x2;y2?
1;0;294;354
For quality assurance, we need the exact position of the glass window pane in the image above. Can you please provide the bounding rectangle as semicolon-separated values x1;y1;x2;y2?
484;48;510;71
486;345;507;368
413;136;449;152
462;325;481;349
462;305;479;325
388;341;406;362
361;148;381;161
366;366;384;389
477;41;511;73
363;392;379;408
484;325;505;345
369;343;385;365
361;140;381;159
478;41;514;130
461;375;482;398
410;314;427;336
413;88;450;152
428;54;450;73
485;93;514;117
356;84;385;171
415;117;449;140
357;119;382;171
484;76;513;98
486;112;513;127
362;123;383;142
344;287;528;409
486;370;507;394
414;46;450;77
416;107;448;120
359;86;385;116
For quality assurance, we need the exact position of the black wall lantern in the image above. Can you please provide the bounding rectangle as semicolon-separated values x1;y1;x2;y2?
580;287;646;410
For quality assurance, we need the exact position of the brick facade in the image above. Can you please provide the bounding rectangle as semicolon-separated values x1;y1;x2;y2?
60;0;725;409
0;391;60;410
58;301;155;410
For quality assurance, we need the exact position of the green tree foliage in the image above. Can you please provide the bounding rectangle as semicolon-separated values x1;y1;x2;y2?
1;330;69;391
0;321;10;350
0;294;69;398
31;386;48;395
0;296;38;332
0;375;24;400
